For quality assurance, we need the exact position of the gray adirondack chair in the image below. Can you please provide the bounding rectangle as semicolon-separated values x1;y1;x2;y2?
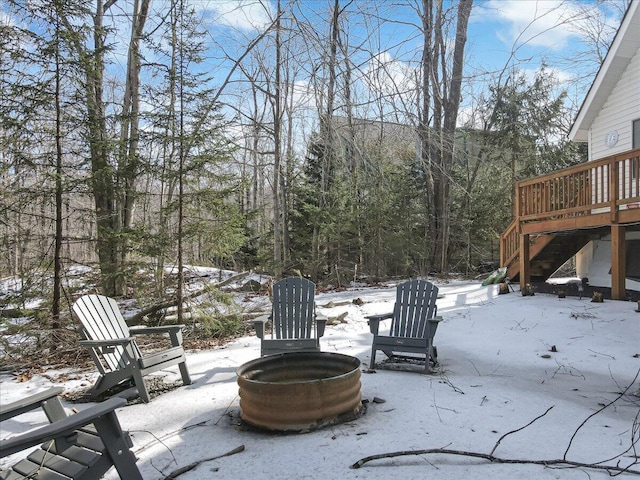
254;277;328;356
72;294;191;403
367;279;443;372
0;387;142;480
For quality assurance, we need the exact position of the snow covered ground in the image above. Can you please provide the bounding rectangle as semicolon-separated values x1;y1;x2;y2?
1;280;639;479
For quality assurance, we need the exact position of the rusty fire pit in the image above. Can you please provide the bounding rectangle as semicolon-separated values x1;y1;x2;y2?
236;352;363;432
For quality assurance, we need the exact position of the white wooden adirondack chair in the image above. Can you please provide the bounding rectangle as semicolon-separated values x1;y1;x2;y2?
72;295;191;403
253;277;328;356
367;279;443;372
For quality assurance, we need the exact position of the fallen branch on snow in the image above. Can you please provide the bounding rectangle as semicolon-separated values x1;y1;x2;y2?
350;448;640;475
162;445;245;480
352;389;640;476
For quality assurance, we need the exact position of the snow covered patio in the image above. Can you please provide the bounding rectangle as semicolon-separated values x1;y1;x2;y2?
2;281;639;479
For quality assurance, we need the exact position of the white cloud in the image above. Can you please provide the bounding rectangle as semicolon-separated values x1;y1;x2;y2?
200;0;274;31
480;0;586;50
522;66;573;86
363;51;418;96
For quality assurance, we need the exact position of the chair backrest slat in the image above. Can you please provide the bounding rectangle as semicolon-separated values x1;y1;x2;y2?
72;295;137;372
271;277;315;340
390;280;439;338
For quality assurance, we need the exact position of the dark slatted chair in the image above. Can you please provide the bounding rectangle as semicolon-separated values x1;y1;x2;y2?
72;294;191;403
367;279;443;372
254;277;327;356
0;387;142;480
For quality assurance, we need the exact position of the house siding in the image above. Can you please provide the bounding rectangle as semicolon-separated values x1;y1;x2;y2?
578;39;640;291
590;47;640;161
587;47;640;211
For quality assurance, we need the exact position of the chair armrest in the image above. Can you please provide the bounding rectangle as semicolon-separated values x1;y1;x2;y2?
366;313;393;335
0;396;127;458
428;316;443;323
130;325;185;335
78;338;134;348
315;313;327;338
0;387;64;422
366;313;393;321
253;314;270;339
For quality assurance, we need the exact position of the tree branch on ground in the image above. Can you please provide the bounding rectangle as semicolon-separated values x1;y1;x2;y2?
124;271;249;325
351;447;640;475
162;445;245;480
563;368;640;461
352;380;640;476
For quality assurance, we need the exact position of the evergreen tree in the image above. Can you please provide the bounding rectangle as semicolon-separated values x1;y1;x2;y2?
141;0;244;301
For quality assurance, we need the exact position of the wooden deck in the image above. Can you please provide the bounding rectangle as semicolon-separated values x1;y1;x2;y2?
500;147;640;299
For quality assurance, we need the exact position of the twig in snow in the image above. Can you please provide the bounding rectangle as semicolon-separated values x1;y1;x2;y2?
439;371;464;394
490;405;554;456
214;395;239;426
432;392;442;422
588;348;615;359
163;445;245;480
132;421;208;456
552;361;585;380
564;368;640;461
468;360;482;376
132;429;178;466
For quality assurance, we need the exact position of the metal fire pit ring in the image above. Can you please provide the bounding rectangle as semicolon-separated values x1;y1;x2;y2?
237;351;363;432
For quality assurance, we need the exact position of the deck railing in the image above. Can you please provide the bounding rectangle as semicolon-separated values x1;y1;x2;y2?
500;147;640;268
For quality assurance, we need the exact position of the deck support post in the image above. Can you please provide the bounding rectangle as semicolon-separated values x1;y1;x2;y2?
519;233;530;292
611;225;626;300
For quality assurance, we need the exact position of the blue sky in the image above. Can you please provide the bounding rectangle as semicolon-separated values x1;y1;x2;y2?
469;1;623;74
0;0;628;132
191;0;627;124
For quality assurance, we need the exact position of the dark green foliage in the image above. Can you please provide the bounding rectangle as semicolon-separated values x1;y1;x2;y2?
291;130;429;280
446;67;585;273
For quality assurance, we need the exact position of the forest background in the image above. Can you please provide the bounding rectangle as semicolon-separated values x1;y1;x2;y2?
0;0;632;363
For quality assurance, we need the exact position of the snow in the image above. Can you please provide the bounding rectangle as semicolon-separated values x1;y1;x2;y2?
1;280;639;479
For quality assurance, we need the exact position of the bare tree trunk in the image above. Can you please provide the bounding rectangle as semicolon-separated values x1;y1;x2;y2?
282;60;298;268
176;0;185;322
419;0;473;274
436;0;472;272
273;0;283;278
311;0;341;280
84;1;119;296
60;0;130;297
419;0;434;274
52;0;63;327
118;0;150;287
340;32;363;270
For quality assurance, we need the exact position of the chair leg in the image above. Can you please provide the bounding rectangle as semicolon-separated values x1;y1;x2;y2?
94;412;143;480
369;347;376;369
89;373;127;399
426;343;438;373
131;367;151;403
179;361;192;385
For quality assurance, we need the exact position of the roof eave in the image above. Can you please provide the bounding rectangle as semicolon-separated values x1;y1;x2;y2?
568;1;640;142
